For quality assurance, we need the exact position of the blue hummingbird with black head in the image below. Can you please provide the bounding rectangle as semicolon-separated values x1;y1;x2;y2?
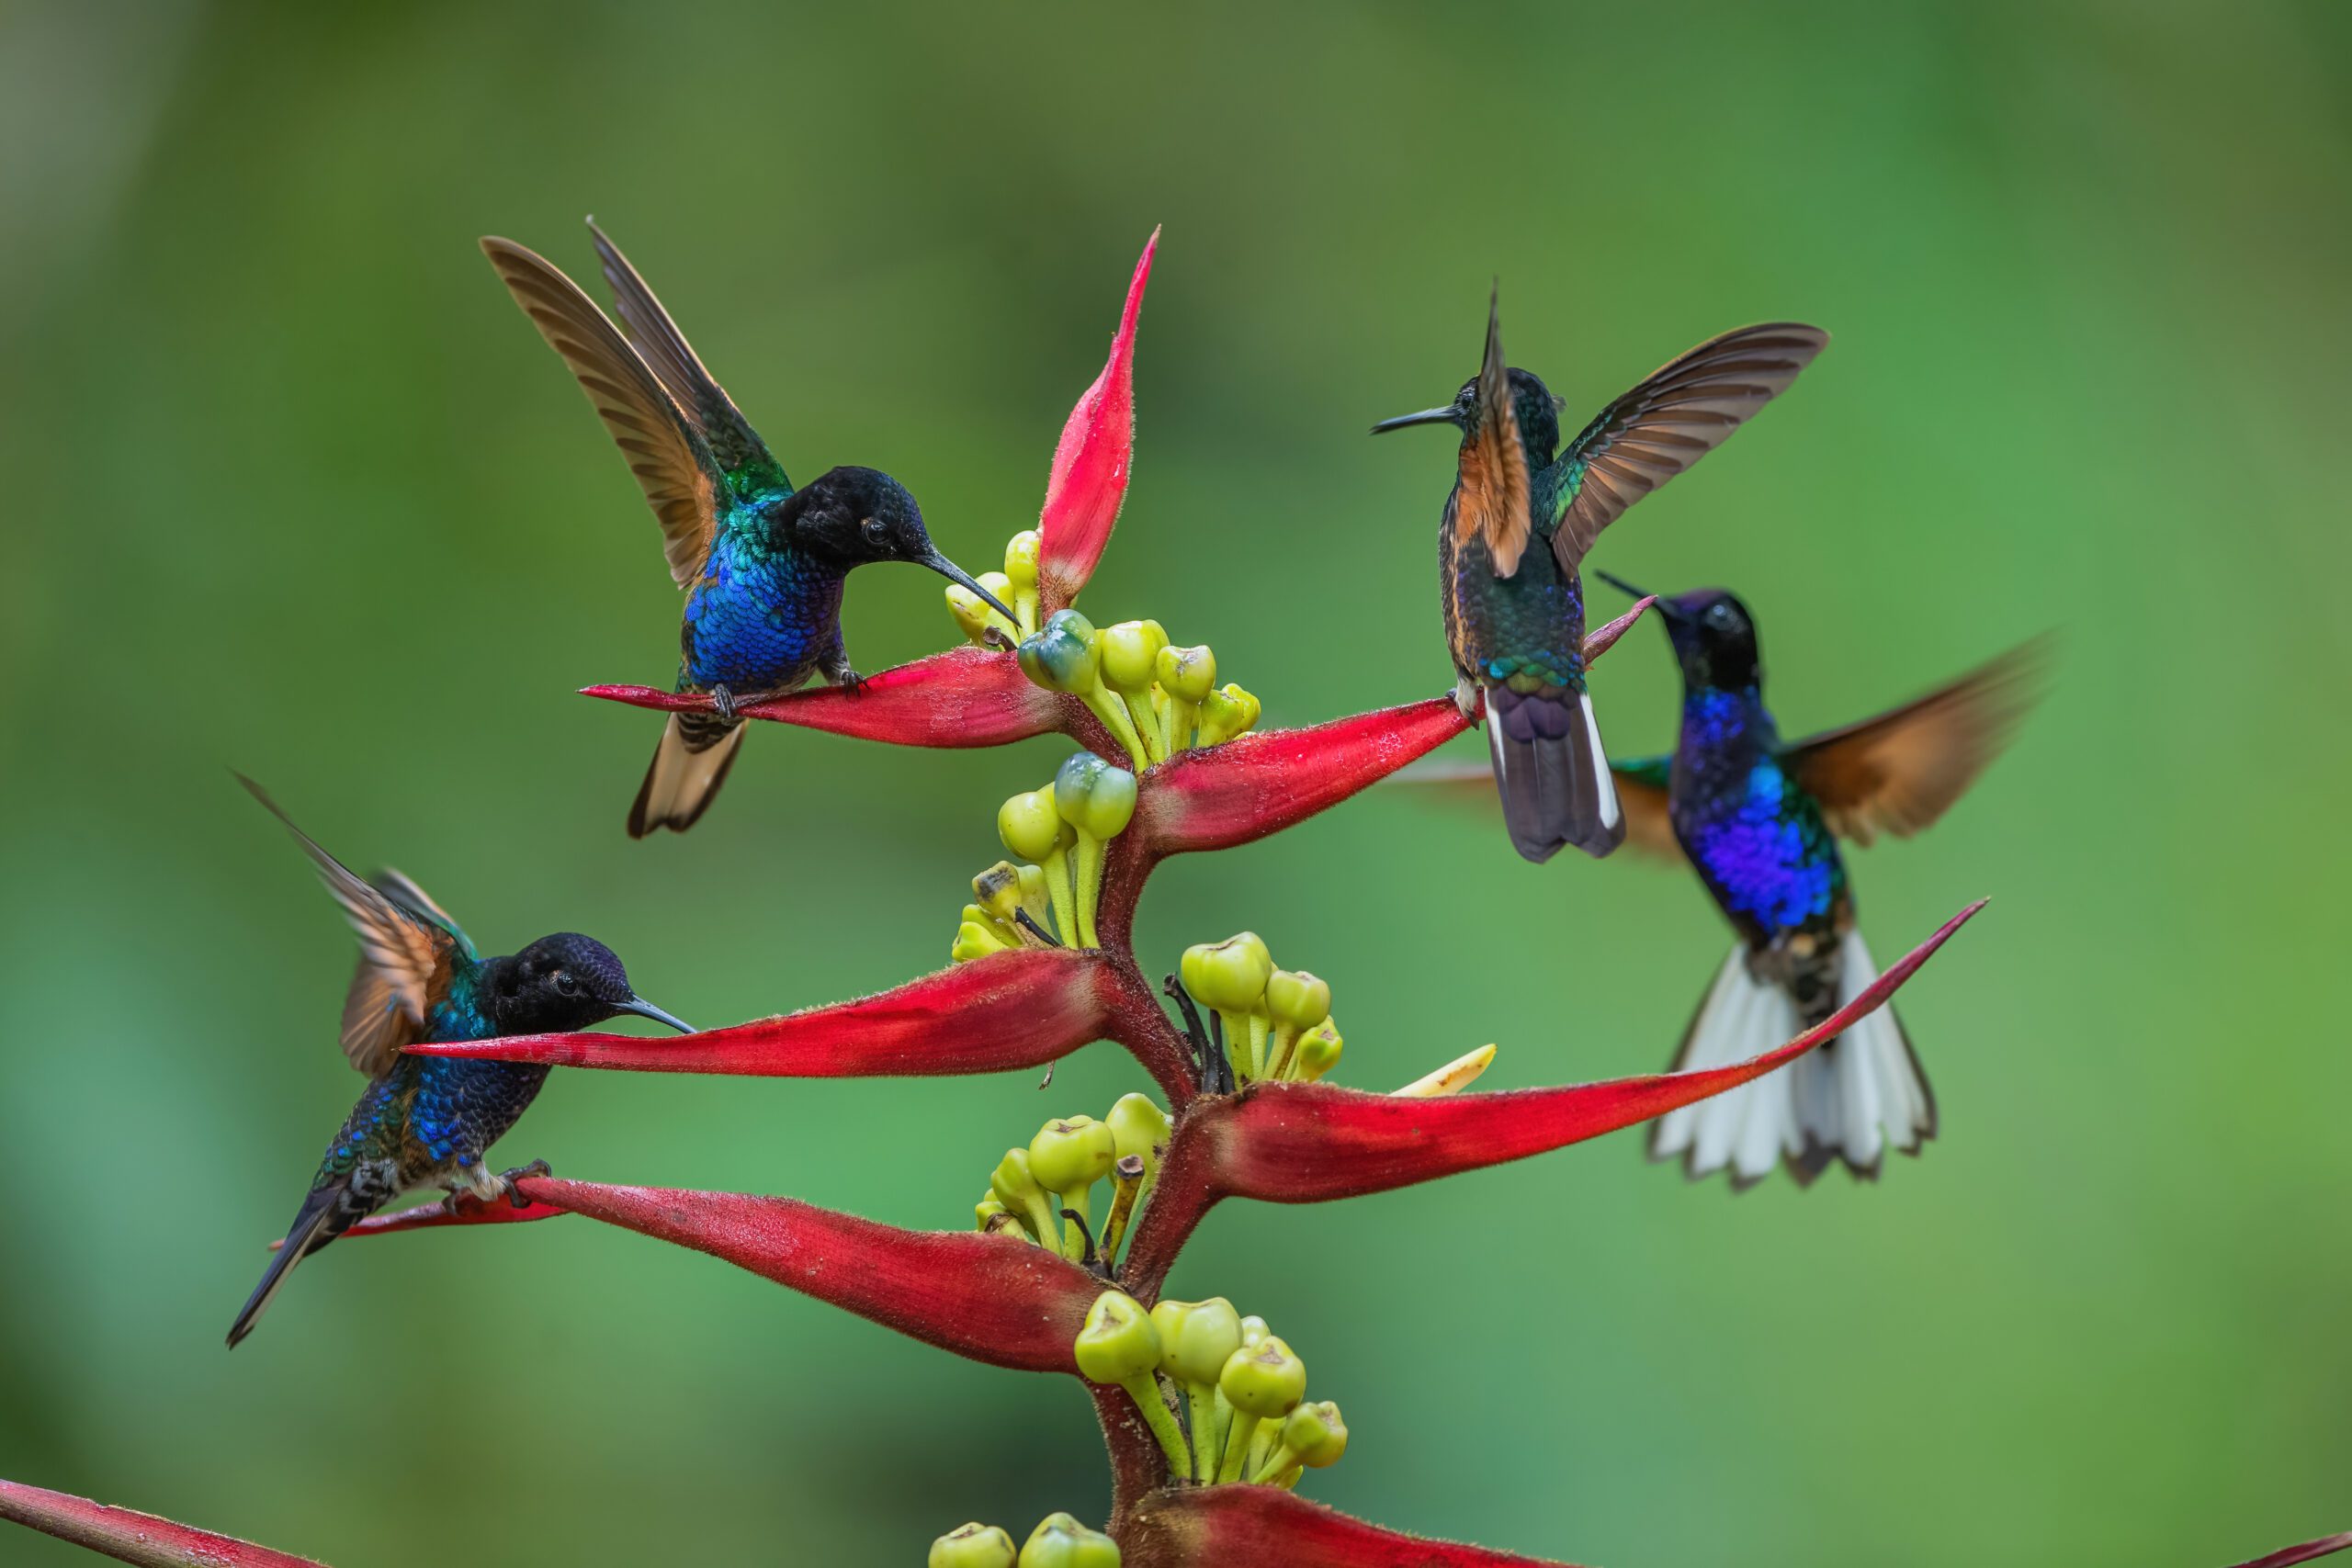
482;221;1014;837
1373;292;1826;862
1595;578;2043;1189
227;776;693;1348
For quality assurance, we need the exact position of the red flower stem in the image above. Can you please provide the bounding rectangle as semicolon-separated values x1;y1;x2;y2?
0;1478;328;1567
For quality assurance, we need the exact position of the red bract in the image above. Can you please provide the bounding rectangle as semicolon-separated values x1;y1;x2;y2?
1039;230;1156;612
273;1190;567;1247
2234;1536;2352;1568
1119;901;1983;1292
412;946;1148;1078
1121;1486;1584;1568
0;1478;326;1568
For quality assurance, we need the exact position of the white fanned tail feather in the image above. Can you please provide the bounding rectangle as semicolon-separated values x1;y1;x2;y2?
1649;931;1935;1189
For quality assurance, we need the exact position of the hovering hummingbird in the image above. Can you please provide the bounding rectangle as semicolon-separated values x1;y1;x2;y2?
1373;294;1826;862
227;776;692;1348
482;221;1014;836
1596;578;2043;1189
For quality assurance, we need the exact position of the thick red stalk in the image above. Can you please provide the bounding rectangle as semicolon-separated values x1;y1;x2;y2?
1118;1486;1587;1568
0;1478;327;1567
1119;901;1983;1293
1039;231;1156;612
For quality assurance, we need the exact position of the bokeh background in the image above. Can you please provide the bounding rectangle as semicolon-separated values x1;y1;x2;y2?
3;3;2346;1564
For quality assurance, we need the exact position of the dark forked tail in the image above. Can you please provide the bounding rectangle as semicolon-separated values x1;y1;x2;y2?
1486;684;1624;862
227;1183;346;1348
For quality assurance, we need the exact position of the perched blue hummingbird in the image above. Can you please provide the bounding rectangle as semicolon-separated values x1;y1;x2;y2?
481;221;1014;836
1373;293;1826;862
1596;579;2042;1188
227;777;692;1347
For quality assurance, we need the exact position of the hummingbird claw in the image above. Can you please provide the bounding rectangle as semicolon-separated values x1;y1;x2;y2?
709;685;741;722
497;1159;552;1207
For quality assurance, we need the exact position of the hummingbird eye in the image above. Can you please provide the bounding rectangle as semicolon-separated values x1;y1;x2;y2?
861;517;888;546
554;972;579;996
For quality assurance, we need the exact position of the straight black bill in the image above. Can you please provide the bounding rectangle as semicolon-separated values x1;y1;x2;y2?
1370;406;1460;435
923;553;1017;622
615;996;695;1034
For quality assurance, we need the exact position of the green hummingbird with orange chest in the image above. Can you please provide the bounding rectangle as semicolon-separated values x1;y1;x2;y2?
1374;292;1827;862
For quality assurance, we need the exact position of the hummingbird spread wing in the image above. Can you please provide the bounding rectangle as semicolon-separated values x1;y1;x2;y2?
1785;637;2048;846
371;867;480;963
1607;754;1684;861
237;776;462;1078
1544;323;1829;574
481;236;727;590
587;220;794;501
1455;288;1534;576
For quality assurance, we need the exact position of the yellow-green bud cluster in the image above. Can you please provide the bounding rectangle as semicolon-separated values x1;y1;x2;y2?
1080;1295;1345;1491
927;1515;1117;1568
1179;932;1340;1085
978;1093;1170;1273
944;531;1261;771
953;750;1140;959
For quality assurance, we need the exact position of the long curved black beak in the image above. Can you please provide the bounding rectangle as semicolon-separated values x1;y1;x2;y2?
1371;406;1459;435
922;552;1017;623
614;996;695;1034
1598;570;1685;622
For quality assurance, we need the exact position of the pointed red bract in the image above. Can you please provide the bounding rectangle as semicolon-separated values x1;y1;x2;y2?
515;1178;1095;1374
1120;903;1983;1289
0;1478;327;1567
1119;1486;1587;1568
1579;595;1655;662
583;646;1067;749
2230;1535;2352;1568
1039;231;1156;611
412;948;1119;1078
271;1190;566;1248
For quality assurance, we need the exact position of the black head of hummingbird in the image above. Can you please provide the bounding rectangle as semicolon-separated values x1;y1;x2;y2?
1598;573;1761;694
492;932;694;1036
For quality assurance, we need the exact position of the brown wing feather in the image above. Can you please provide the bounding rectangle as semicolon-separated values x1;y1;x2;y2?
481;236;722;590
1550;323;1829;572
1788;637;2049;846
238;777;457;1077
1610;766;1684;862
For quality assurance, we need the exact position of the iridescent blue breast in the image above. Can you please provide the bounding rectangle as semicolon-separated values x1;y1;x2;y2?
680;527;845;694
1671;690;1848;935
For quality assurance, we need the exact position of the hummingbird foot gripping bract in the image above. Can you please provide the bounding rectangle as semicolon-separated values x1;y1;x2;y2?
1595;579;2045;1188
1374;290;1826;863
225;778;693;1347
482;220;1012;837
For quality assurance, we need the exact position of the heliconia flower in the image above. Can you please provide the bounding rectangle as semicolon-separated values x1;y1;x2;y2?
0;1477;327;1567
1118;902;1983;1290
408;947;1193;1095
1116;1484;1587;1568
2230;1535;2352;1568
582;647;1072;750
1039;231;1157;613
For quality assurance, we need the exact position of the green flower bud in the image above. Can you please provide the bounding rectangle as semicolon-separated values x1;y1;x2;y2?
1105;1093;1170;1175
1283;1400;1349;1467
973;863;1027;924
1157;1296;1242;1388
1238;1314;1271;1348
1196;682;1261;746
933;1522;1018;1568
998;789;1066;863
1073;1290;1161;1384
1018;1514;1120;1568
953;919;1009;964
946;582;997;644
1154;643;1217;702
1016;609;1101;694
1053;751;1138;841
1004;530;1042;590
1264;969;1331;1030
1295;1020;1343;1081
1220;1337;1306;1419
990;1148;1058;1240
976;1194;1008;1231
1098;620;1169;694
1028;1115;1117;1196
1180;932;1273;1013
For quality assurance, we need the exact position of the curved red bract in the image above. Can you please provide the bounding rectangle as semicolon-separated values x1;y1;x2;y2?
1040;230;1157;612
582;646;1067;749
1119;1485;1588;1568
0;1478;328;1568
410;948;1119;1078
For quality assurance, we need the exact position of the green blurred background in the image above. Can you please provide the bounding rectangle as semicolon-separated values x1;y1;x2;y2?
3;3;2346;1563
